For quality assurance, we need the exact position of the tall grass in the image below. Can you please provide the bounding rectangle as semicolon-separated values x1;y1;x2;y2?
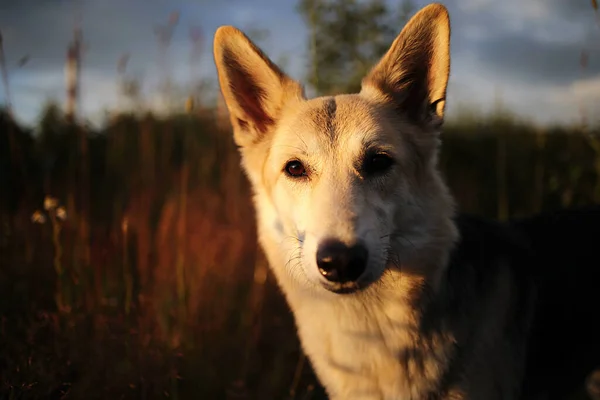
0;104;599;399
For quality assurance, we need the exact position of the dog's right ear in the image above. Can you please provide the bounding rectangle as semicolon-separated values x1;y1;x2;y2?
213;26;304;147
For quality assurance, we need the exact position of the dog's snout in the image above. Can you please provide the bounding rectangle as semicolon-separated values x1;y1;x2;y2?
316;239;368;283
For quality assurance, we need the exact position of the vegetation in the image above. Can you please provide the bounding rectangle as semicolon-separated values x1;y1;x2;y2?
297;0;415;95
1;104;599;399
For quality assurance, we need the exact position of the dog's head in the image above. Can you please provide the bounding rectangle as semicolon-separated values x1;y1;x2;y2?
213;3;458;296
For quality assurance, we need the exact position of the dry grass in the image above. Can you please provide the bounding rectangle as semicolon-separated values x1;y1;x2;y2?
0;106;598;399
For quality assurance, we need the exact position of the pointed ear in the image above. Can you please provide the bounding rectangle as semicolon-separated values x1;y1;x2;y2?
361;3;451;128
213;26;304;147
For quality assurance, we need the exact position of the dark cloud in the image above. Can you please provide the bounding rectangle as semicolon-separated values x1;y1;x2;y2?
0;1;189;75
472;32;600;86
0;0;597;125
0;0;305;75
435;0;600;92
548;0;595;20
0;0;308;123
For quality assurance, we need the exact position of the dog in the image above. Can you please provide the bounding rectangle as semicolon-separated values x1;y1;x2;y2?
213;3;600;399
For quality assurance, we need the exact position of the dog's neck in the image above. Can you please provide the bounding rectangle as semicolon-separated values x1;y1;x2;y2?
281;267;459;400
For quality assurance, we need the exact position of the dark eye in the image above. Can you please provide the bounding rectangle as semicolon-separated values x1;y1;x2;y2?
363;153;394;175
285;160;307;178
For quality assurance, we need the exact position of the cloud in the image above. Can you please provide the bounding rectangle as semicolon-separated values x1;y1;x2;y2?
1;0;598;126
471;33;598;87
431;0;600;124
0;0;308;115
0;0;189;75
550;73;600;123
449;0;599;81
453;0;590;39
9;68;119;125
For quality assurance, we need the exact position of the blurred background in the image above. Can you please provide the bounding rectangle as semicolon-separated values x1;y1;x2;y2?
0;0;599;399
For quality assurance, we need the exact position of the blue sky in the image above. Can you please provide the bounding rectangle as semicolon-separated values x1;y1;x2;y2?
0;0;599;127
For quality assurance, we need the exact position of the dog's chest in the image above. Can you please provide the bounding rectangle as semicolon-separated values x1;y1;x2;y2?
293;299;452;400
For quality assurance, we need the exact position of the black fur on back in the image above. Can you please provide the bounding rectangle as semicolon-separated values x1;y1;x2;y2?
448;206;600;399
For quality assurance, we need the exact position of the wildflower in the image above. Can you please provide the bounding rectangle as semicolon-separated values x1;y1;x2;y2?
185;96;195;113
56;206;67;221
121;217;129;233
31;210;46;224
43;195;59;211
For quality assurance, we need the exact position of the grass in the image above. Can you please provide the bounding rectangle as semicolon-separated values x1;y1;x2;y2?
0;106;599;399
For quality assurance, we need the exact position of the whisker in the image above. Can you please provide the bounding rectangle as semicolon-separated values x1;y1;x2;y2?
272;144;307;154
381;231;417;253
294;132;308;150
281;234;304;244
285;245;303;270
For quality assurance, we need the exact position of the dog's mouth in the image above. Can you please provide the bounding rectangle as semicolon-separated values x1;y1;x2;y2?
320;273;376;295
321;281;363;295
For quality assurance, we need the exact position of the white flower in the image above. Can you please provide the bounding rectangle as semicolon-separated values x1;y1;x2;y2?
43;195;59;211
31;210;46;224
56;206;67;221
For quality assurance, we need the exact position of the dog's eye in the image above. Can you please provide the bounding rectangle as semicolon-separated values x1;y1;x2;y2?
285;160;307;178
363;153;394;175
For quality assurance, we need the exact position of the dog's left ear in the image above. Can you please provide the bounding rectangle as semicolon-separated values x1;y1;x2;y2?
361;3;450;128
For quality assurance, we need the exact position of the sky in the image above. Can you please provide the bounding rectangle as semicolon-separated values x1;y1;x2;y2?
0;0;599;127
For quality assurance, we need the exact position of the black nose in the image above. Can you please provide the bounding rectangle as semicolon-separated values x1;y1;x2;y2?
316;239;368;283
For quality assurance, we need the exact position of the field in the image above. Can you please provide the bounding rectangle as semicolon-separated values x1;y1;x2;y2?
1;105;599;399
